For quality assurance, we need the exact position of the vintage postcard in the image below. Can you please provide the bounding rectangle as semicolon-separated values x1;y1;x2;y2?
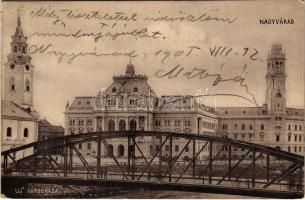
1;0;304;198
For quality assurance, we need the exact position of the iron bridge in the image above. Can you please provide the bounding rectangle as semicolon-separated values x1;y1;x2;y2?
1;131;304;198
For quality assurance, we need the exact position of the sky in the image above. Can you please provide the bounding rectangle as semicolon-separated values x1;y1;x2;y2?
1;1;304;126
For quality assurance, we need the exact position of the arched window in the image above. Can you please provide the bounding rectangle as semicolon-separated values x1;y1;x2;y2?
9;77;15;91
119;120;126;131
288;132;291;142
133;87;138;92
130;119;137;131
118;144;124;157
108;119;115;131
7;127;12;137
276;93;281;98
112;87;116;93
25;78;30;92
24;128;28;137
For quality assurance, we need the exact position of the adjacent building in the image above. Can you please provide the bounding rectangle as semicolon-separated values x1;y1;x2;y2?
218;44;304;157
36;119;64;154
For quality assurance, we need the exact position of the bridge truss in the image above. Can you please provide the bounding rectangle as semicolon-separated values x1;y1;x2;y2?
1;131;304;198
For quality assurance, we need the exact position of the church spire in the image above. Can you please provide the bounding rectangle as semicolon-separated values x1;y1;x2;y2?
17;7;21;27
125;57;135;76
8;10;31;64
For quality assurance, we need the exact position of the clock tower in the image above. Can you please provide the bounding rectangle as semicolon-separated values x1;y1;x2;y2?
2;12;33;110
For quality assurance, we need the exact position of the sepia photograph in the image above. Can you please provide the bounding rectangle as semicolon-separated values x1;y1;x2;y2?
1;0;304;198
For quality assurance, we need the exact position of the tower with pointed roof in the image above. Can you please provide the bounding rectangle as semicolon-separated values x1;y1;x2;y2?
265;44;286;114
1;11;38;157
2;11;33;109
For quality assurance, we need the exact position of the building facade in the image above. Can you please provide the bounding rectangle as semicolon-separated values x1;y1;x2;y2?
64;63;218;160
1;15;39;158
218;44;304;157
65;45;304;159
36;119;64;154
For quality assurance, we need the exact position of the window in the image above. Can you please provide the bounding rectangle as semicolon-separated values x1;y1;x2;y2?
79;143;82;149
6;127;12;137
119;120;126;131
155;120;161;126
295;135;297;142
22;47;26;53
295;146;297;153
112;87;116;92
23;128;28;137
243;110;246;114
87;143;91;150
288;133;291;142
300;125;302;131
288;146;290;152
25;78;30;92
25;64;30;71
108;120;115;131
249;125;253;130
299;135;302;142
288;124;291;130
9;77;15;91
299;146;302;152
242;124;245;130
10;63;15;69
13;46;17;52
295;125;297;131
261;124;264;130
175;145;179;152
78;119;84;126
234;124;238;130
222;124;228;130
87;119;92;126
133;87;138;92
276;93;281;98
276;135;280;142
